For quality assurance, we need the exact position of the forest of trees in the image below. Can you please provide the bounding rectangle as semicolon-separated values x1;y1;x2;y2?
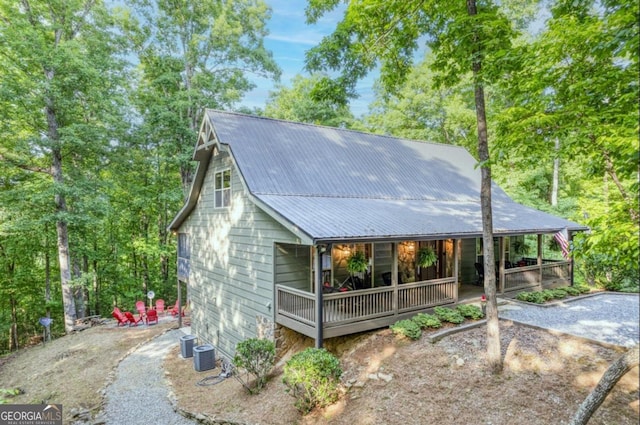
0;0;637;354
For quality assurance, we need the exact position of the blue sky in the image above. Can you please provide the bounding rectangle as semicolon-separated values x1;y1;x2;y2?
240;0;375;116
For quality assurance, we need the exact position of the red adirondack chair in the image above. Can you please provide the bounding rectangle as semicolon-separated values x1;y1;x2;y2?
112;309;127;327
124;311;142;326
135;300;146;317
169;300;186;317
145;309;158;325
155;299;165;316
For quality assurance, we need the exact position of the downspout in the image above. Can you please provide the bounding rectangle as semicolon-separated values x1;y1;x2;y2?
537;234;543;285
499;237;505;294
453;239;459;302
314;244;325;348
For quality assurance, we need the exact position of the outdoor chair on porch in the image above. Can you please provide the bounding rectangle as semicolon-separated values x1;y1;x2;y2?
474;263;484;286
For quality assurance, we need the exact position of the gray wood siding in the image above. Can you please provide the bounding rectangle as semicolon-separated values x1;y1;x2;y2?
275;244;311;291
179;152;301;359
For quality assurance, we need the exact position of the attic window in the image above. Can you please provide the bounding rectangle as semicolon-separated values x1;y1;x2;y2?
215;169;231;208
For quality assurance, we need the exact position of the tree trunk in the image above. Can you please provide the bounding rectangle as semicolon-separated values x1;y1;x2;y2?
467;0;502;374
551;138;559;207
570;345;639;425
46;68;77;334
9;293;18;351
45;248;51;342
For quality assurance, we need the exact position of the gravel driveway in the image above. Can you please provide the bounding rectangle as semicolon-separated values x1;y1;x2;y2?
498;292;639;348
102;329;195;424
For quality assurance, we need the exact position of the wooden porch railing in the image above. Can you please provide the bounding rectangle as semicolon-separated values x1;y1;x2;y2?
502;260;571;293
275;277;457;338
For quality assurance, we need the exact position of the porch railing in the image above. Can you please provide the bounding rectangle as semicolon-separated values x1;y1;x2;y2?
275;277;457;338
502;260;571;293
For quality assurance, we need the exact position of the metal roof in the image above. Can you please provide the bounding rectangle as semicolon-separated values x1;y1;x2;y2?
169;110;587;240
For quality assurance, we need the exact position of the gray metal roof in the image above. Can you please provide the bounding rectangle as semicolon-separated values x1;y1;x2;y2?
169;110;587;240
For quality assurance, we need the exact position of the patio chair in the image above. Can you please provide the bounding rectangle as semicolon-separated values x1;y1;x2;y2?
135;300;146;317
155;299;165;316
124;311;143;326
169;300;185;317
112;309;128;327
146;309;158;325
474;262;484;286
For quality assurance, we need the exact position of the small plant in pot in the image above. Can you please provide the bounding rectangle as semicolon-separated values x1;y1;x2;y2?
417;246;437;268
346;251;369;275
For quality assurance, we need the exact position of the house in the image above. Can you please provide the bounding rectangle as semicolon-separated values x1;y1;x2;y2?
169;110;587;358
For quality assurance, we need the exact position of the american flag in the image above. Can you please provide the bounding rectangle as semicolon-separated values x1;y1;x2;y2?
554;228;570;259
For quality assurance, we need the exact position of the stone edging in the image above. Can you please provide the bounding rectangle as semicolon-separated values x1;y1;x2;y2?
426;320;487;343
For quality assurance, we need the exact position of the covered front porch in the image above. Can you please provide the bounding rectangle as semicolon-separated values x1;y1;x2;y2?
274;235;572;344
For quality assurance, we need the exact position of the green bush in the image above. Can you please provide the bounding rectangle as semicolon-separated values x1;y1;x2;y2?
233;338;276;394
282;348;342;414
550;288;567;299
564;286;581;296
390;319;422;340
412;313;442;329
574;284;591;294
433;306;465;324
456;304;484;320
516;291;546;304
540;289;557;301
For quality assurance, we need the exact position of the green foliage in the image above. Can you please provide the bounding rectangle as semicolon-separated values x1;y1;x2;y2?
412;313;442;329
265;74;355;128
346;251;368;274
282;348;342;414
233;338;276;394
516;285;591;304
417;247;437;268
433;306;465;324
390;319;422;340
455;304;484;320
0;388;23;404
516;291;546;304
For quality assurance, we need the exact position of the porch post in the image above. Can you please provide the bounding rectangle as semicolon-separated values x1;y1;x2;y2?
568;231;574;285
498;237;505;294
314;244;324;349
453;239;459;302
392;242;398;317
537;234;543;284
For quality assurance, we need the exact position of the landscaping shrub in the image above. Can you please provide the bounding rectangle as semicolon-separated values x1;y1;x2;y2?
433;306;465;324
564;286;581;296
540;289;557;301
456;304;484;320
390;319;422;340
550;288;568;299
516;291;546;304
412;313;442;329
282;348;342;414
233;338;276;394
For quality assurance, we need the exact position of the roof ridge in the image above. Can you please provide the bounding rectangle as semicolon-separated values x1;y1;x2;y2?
206;108;469;150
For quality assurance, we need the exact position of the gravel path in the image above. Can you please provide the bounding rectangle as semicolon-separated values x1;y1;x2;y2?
103;329;194;424
498;292;639;347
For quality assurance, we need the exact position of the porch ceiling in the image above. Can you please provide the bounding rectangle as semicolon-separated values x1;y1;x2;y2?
255;194;588;242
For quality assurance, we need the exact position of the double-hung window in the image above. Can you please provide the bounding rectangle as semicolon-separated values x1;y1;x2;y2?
214;169;231;208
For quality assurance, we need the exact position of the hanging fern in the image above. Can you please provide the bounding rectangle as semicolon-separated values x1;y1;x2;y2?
417;247;437;267
346;251;368;274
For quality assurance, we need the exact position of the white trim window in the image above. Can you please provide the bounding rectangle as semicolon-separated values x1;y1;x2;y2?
214;169;231;208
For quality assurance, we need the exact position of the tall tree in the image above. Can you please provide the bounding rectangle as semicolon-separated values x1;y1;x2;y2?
0;0;129;333
265;74;355;127
494;0;639;289
305;0;517;373
128;0;281;194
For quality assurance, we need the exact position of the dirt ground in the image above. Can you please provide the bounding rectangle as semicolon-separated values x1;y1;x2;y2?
0;318;638;425
0;320;174;423
165;321;639;425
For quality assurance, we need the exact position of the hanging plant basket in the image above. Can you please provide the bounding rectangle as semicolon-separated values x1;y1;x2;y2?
346;251;368;274
417;247;437;268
